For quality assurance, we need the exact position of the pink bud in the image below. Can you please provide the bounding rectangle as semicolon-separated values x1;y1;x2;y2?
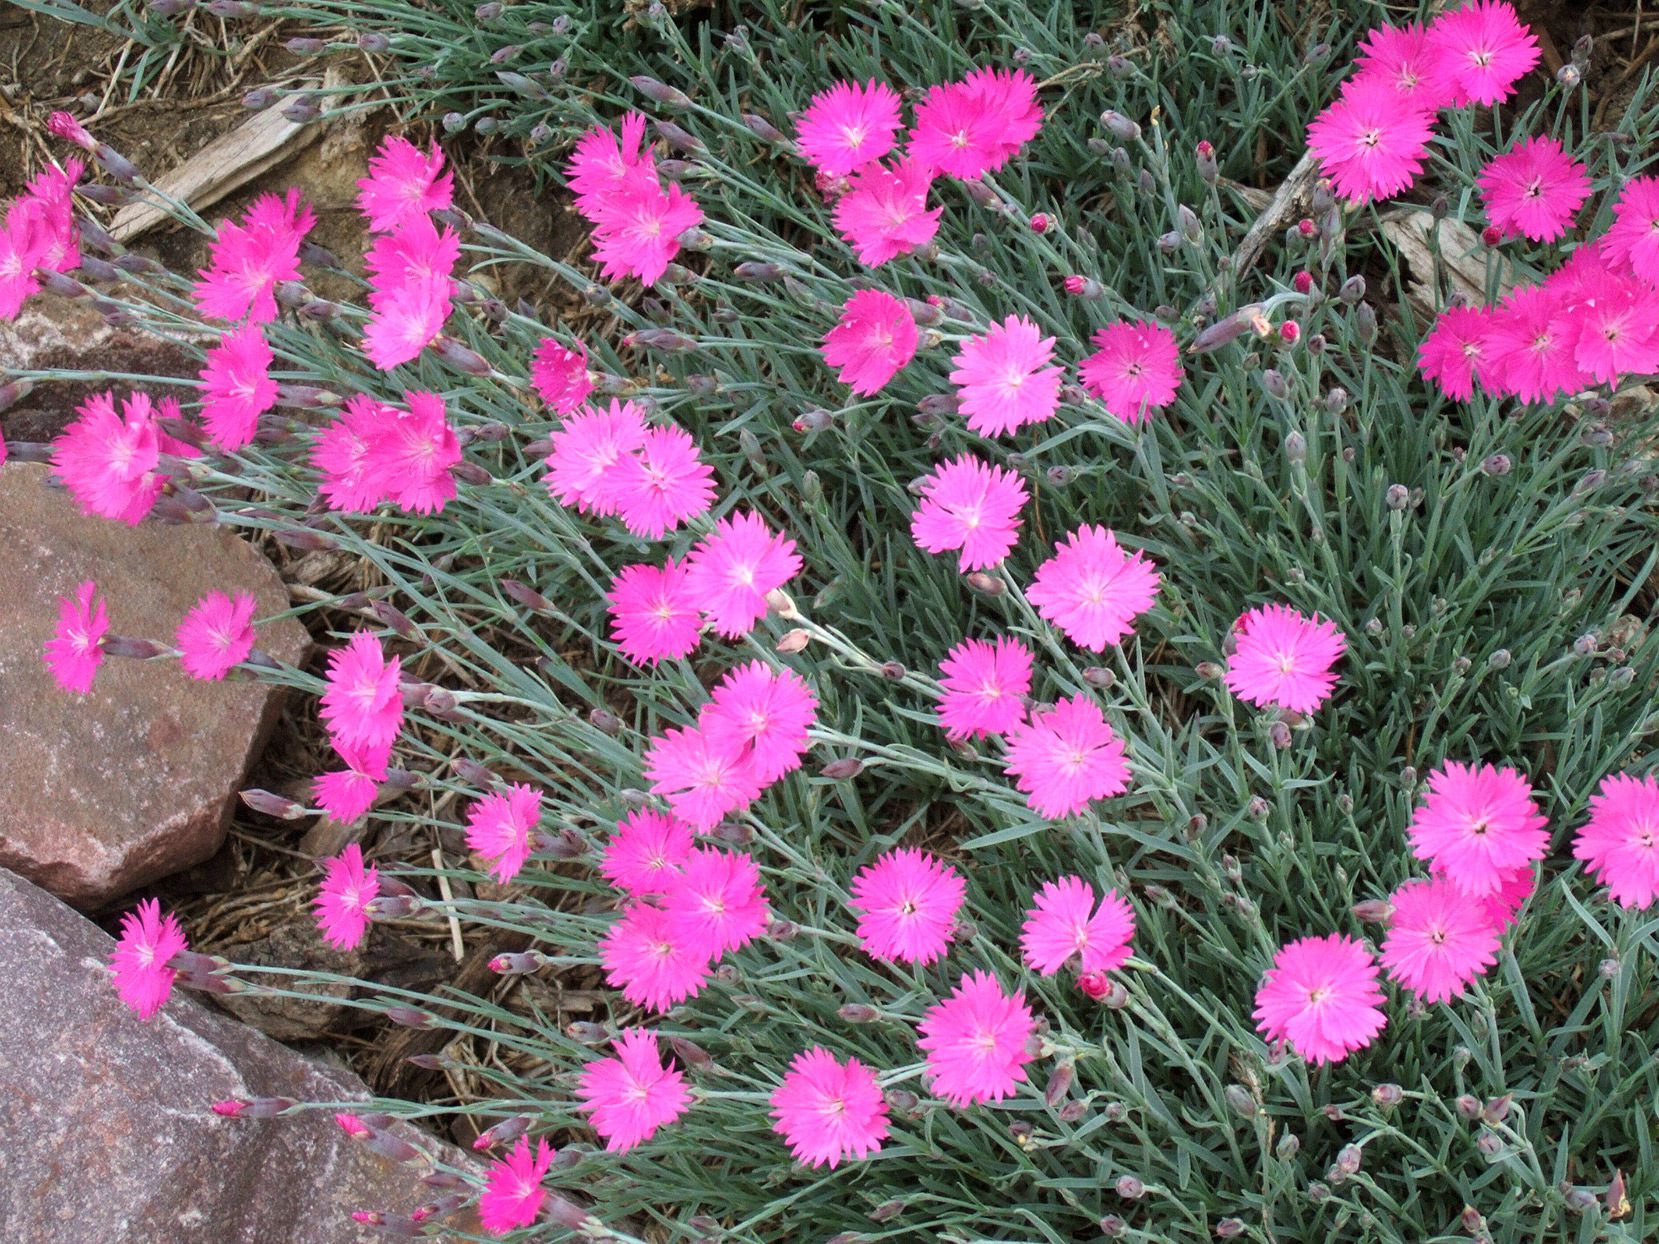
472;1115;531;1150
239;788;309;820
1292;270;1314;294
1278;321;1301;345
1029;213;1051;234
47;111;96;151
1482;225;1504;247
775;628;811;654
1297;218;1317;238
335;1112;372;1139
1077;970;1110;1000
212;1099;248;1118
1351;899;1394;924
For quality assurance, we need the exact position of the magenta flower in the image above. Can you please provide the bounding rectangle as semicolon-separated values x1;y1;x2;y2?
313;739;388;825
547;399;648;517
822;289;918;395
198;323;278;452
319;631;404;753
465;783;544;884
663;846;770;957
1417;305;1499;401
577;1028;691;1153
1573;772;1659;910
356;135;452;233
935;635;1032;740
1562;268;1659;388
193;188;313;323
44;580;109;695
701;661;818;784
1478;136;1589;242
949;315;1062;437
1602;176;1659;284
312;395;397;514
0;158;81;318
1224;603;1347;714
908;67;1042;179
176;590;257;682
587;174;704;288
770;1047;890;1168
601;808;695;896
478;1135;553;1234
643;724;765;831
365;390;461;515
831;157;941;267
1020;877;1135;976
1305;80;1434;205
598;902;712;1014
1484;284;1586;404
1351;21;1459;111
609;425;716;539
606;558;703;666
110;898;188;1019
1380;875;1500;1003
795;79;902;178
529;337;594;414
1460;862;1535;931
1425;0;1540;106
917;970;1038;1107
1077;319;1184;424
314;843;380;951
1407;760;1549;898
1002;694;1131;819
1253;934;1387;1066
52;390;167;525
848;846;966;966
567;113;653;214
1026;524;1161;651
682;511;803;639
910;454;1027;571
361;219;455;370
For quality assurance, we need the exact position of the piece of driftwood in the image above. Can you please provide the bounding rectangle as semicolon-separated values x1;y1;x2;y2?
1379;208;1513;317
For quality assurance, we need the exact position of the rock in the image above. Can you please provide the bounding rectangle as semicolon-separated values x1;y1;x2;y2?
214;921;359;1041
0;866;482;1243
0;462;310;907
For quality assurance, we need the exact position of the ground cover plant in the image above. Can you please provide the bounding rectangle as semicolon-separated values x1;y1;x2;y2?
6;0;1659;1241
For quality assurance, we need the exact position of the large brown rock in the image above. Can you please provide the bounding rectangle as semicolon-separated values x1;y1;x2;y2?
0;461;310;907
0;866;482;1243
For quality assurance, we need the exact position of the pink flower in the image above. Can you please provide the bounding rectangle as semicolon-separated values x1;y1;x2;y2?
568;113;653;214
1572;772;1659;909
465;783;544;884
314;843;380;950
547;399;647;516
1417;305;1499;401
950;315;1062;437
193;188;313;323
1078;319;1184;424
110;898;188;1019
176;590;256;681
606;558;703;666
361;216;457;369
530;337;594;414
587;173;704;288
769;1047;890;1168
1425;0;1540;107
848;847;965;966
643;724;765;831
1026;524;1160;651
796;79;902;178
936;635;1032;740
1462;862;1535;931
910;454;1027;571
1020;877;1135;976
198;324;278;452
319;631;404;753
908;68;1042;180
1602;176;1659;284
1002;694;1131;819
1306;80;1434;205
599;902;712;1013
1351;21;1459;111
576;1028;691;1153
1;159;81;317
701;661;817;784
1562;268;1659;387
52;390;167;525
1484;284;1586;403
1380;875;1499;1003
821;289;918;395
365;390;461;515
1253;934;1386;1065
313;394;396;513
356;135;452;232
313;739;388;825
362;279;451;371
1478;136;1589;242
44;580;108;694
1407;760;1549;898
663;846;770;956
601;808;695;896
609;425;716;538
1224;603;1347;714
478;1135;553;1234
682;510;803;638
831;157;941;267
917;970;1037;1107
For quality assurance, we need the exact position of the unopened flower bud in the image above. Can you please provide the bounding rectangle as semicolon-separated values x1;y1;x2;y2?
1195;661;1224;680
1028;212;1051;233
819;758;863;780
1261;369;1288;400
1101;110;1141;141
1216;1220;1246;1239
1063;275;1105;300
489;950;547;975
1276;1131;1300;1160
1115;1175;1145;1200
589;707;623;736
1043;1063;1074;1105
1196;140;1218;184
966;572;1006;597
1225;1084;1257;1118
471;1115;531;1151
631;75;692;109
1076;969;1110;1000
742;112;787;144
240;788;308;820
793;408;833;434
1385;483;1410;510
775;628;811;654
500;579;556;615
1099;1216;1127;1238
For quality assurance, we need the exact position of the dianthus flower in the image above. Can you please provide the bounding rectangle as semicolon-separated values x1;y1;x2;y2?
0;206;45;321
608;425;716;538
821;289;918;395
606;558;703;666
910;455;1027;572
599;902;712;1013
770;1048;890;1168
831;157;941;267
1078;319;1183;423
361;216;457;369
1;158;80;318
682;510;803;638
193;188;313;323
577;1028;691;1153
546;399;648;516
44;580;108;694
1460;861;1534;931
53;390;167;525
362;277;451;371
1425;0;1540;107
1478;136;1589;243
1572;772;1659;910
319;631;404;753
1407;760;1549;897
362;390;460;515
176;590;256;681
1602;175;1659;284
796;79;902;179
917;970;1037;1107
567;113;654;216
587;168;704;288
1305;80;1434;205
356;135;453;233
198;324;277;452
110;898;188;1019
643;724;765;830
1026;524;1160;651
949;315;1062;437
602;808;696;896
1351;21;1459;111
1254;934;1386;1065
1002;694;1131;819
314;843;380;951
936;635;1032;740
313;739;389;825
1020;877;1135;976
529;337;594;414
701;661;817;784
313;394;397;513
848;847;966;966
663;846;770;956
1224;603;1347;714
1561;268;1659;387
1380;875;1499;1002
465;783;544;884
908;67;1042;179
1417;305;1500;400
478;1135;553;1234
1484;284;1588;403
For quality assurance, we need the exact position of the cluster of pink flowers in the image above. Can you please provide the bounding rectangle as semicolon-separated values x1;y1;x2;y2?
567;112;704;287
0;153;81;319
52;389;197;526
312;389;462;515
544;397;714;537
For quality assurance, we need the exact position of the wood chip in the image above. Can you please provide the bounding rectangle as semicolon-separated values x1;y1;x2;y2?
1378;208;1513;317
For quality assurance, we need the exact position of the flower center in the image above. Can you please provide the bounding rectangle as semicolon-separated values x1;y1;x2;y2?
841;123;868;150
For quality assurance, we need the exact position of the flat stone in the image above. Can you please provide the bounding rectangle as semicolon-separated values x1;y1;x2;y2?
0;867;482;1242
0;462;310;907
